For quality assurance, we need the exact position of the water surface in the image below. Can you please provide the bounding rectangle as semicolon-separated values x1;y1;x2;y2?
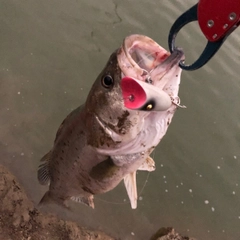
1;0;240;239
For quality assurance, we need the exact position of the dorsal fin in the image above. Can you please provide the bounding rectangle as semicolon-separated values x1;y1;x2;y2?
38;151;52;185
54;106;83;144
40;150;52;162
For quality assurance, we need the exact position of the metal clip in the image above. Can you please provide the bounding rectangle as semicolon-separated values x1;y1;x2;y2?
168;3;240;71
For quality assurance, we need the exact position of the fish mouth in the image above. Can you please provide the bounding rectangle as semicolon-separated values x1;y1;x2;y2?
117;35;184;111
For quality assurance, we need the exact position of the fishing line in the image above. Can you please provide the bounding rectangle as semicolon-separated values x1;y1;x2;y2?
139;150;155;197
138;172;150;197
95;197;127;205
135;50;157;68
133;50;171;87
134;51;155;79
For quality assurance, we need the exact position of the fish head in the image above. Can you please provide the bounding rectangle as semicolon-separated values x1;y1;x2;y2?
85;35;184;155
85;50;124;125
85;50;138;149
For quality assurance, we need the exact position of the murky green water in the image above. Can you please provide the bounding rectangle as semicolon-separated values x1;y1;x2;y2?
1;0;240;239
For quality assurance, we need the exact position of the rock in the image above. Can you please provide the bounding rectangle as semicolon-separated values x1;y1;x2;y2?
0;164;196;240
150;227;197;240
0;164;115;240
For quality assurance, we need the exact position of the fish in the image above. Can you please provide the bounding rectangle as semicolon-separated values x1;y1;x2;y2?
37;34;184;209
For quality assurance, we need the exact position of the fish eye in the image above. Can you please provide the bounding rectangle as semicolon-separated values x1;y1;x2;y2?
102;75;114;88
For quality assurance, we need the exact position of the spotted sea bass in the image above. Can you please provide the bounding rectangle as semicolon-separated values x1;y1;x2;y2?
38;34;184;209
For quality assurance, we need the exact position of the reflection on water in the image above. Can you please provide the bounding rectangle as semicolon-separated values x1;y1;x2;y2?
1;0;240;239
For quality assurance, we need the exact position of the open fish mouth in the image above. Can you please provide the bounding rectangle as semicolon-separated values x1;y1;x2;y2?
117;35;184;111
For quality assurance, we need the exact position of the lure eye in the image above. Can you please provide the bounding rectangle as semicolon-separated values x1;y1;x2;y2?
102;75;114;88
145;104;153;110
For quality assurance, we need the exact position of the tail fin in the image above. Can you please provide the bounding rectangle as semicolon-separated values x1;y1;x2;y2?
39;191;69;209
39;191;53;205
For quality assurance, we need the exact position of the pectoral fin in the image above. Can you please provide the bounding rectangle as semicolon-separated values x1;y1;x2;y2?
138;156;155;172
124;171;137;209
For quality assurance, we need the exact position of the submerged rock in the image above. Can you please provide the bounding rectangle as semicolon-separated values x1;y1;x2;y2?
150;227;197;240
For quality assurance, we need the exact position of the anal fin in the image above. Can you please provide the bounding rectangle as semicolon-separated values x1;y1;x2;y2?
124;172;137;209
70;195;95;209
124;157;155;209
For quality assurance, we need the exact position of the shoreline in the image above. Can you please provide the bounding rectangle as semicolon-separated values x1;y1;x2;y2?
0;164;196;240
